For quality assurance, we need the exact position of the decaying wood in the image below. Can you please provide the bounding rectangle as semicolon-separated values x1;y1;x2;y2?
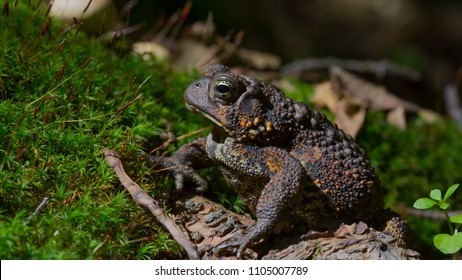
171;195;420;260
102;148;200;260
262;222;420;260
103;148;419;260
172;195;257;259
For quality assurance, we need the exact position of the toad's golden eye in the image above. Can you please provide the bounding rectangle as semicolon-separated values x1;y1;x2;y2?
213;77;238;102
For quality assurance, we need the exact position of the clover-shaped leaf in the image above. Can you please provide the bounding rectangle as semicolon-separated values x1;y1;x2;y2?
444;184;460;201
430;189;442;201
433;233;462;254
413;198;437;209
439;203;450;210
449;214;462;224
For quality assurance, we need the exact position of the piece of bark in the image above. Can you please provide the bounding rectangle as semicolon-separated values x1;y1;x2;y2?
172;195;257;259
170;194;420;260
263;222;420;260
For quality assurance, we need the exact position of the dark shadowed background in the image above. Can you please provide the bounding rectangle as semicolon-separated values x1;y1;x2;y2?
111;0;462;114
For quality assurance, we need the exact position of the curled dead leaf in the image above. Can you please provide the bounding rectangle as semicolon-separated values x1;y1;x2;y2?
313;81;366;138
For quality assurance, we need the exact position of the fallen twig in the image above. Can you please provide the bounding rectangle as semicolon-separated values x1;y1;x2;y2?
406;207;462;221
102;148;200;259
282;58;421;82
330;66;420;112
25;197;50;224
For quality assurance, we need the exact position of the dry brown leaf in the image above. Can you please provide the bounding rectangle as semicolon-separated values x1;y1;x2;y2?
335;97;367;138
313;81;366;138
313;81;338;112
387;106;407;129
313;67;439;134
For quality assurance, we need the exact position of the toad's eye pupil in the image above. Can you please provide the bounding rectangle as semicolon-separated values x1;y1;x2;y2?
216;84;230;94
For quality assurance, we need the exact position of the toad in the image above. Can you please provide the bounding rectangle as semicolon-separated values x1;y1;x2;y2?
146;64;408;258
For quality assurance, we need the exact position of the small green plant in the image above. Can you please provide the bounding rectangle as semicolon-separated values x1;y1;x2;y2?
413;184;462;258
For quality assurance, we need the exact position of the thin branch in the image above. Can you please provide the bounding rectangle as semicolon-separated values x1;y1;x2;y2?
102;149;199;259
282;58;421;82
406;207;462;220
25;197;50;224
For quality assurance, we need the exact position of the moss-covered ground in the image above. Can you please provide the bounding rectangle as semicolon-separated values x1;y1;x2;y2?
1;2;461;259
0;2;206;259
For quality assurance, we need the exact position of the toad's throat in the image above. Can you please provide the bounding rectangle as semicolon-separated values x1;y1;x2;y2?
185;103;233;135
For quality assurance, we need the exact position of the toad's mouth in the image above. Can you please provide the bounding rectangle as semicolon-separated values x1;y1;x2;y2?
185;103;232;135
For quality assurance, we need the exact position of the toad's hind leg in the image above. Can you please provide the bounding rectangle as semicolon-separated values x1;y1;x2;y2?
215;147;307;258
374;209;410;246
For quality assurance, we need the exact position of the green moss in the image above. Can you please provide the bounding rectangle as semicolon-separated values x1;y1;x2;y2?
357;112;462;258
357;113;462;207
0;2;196;259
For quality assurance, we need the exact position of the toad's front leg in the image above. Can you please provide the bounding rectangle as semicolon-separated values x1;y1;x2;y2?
209;138;306;258
144;137;213;193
